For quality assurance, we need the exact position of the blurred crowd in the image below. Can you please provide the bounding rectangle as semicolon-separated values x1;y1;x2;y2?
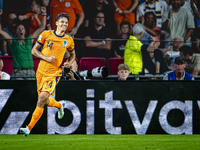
0;0;200;80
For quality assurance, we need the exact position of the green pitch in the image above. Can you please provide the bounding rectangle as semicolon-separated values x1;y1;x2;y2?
0;135;200;150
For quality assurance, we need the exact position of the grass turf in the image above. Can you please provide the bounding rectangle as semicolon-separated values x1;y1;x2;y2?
0;135;199;150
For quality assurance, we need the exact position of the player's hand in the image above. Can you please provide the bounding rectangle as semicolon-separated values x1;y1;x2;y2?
41;6;47;13
46;56;55;63
64;61;70;68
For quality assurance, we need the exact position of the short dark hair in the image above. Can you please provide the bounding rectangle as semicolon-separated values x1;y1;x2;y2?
94;11;105;18
56;13;70;22
120;21;131;29
16;23;25;31
179;45;193;56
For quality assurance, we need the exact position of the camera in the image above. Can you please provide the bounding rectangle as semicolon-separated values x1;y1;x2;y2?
79;67;108;79
64;66;108;80
64;67;72;74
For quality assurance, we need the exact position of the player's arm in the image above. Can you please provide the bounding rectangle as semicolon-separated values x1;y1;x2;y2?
31;6;47;41
32;42;55;63
65;50;76;68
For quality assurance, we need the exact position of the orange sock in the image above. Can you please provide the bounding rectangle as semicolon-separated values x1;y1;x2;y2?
28;106;44;131
47;97;61;109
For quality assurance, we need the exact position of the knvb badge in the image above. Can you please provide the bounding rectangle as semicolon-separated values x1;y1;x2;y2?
63;40;68;47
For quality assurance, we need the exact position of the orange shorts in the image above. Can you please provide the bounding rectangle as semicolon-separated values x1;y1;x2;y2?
114;12;135;25
36;71;61;96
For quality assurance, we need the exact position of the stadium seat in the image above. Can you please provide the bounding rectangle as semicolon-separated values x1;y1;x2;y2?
79;57;106;71
107;57;124;75
0;56;13;75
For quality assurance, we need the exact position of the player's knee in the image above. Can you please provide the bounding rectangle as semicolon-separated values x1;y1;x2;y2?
37;93;50;106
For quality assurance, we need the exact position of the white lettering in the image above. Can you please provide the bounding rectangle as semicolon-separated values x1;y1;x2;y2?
125;100;158;134
99;91;122;134
159;101;193;135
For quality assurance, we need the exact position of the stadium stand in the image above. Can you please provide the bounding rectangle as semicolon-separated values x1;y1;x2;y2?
107;57;124;75
79;57;106;71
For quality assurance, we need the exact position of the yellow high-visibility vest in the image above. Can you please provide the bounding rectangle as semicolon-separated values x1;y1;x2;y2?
124;35;143;74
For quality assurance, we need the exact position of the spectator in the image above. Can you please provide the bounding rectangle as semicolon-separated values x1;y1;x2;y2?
162;0;195;48
126;23;166;74
136;0;168;28
113;0;138;35
180;45;200;75
142;11;161;47
141;37;183;74
40;0;50;29
2;13;18;56
18;0;45;36
139;11;161;58
84;11;112;58
124;23;144;74
0;58;10;80
84;0;115;32
163;56;194;80
112;21;131;58
50;0;84;36
163;37;184;70
168;0;200;18
0;7;47;80
117;63;129;80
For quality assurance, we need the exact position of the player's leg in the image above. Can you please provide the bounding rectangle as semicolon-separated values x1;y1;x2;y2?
20;91;49;137
20;72;46;137
47;97;65;119
46;76;65;119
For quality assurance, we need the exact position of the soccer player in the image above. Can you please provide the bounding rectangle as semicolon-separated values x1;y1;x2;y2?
20;13;76;137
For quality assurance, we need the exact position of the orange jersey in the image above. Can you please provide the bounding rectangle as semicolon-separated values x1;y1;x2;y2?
117;0;132;10
50;0;83;33
36;30;75;76
26;13;43;35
